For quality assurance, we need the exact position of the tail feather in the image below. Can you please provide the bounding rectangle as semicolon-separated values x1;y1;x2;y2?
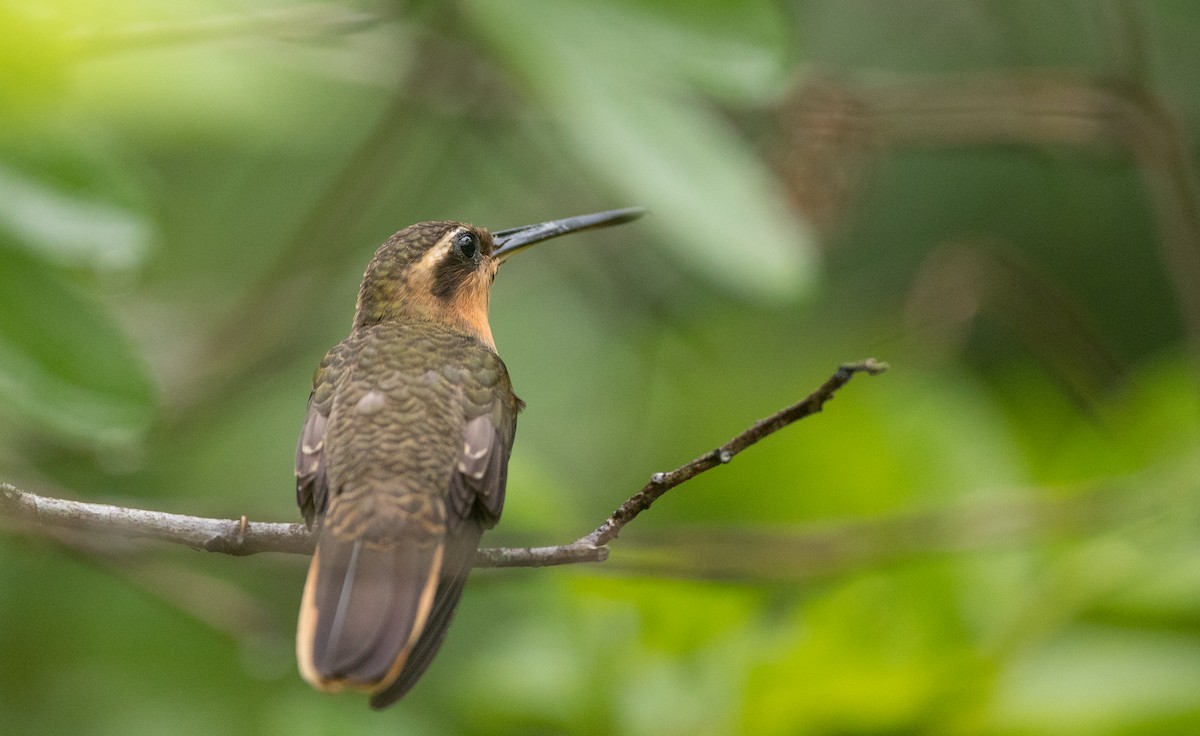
369;520;484;708
298;532;442;691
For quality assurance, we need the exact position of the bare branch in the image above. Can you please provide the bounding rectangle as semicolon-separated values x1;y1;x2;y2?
0;485;609;567
0;360;887;567
0;484;312;556
582;358;889;548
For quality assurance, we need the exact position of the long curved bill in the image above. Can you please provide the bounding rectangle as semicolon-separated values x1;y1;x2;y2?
491;207;646;262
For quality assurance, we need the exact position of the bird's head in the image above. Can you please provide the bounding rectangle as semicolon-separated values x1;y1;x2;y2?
352;208;644;348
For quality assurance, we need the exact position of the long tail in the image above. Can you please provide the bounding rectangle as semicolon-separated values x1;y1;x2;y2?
368;519;484;708
297;529;443;694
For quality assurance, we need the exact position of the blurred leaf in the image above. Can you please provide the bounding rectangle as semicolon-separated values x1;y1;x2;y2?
0;164;150;274
990;626;1200;735
549;0;795;102
466;0;815;300
0;244;154;444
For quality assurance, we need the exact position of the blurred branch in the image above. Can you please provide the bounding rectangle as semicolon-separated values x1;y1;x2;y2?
168;91;420;419
70;4;389;56
0;359;887;567
610;490;1143;581
1094;1;1149;84
781;73;1200;356
904;239;1125;402
172;26;489;421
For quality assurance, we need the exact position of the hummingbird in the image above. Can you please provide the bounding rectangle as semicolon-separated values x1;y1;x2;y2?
294;207;644;708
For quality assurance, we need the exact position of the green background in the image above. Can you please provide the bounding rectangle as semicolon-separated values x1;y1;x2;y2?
2;1;1200;734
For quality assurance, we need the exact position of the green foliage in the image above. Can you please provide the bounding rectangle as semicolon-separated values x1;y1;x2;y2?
0;244;153;444
2;2;1200;735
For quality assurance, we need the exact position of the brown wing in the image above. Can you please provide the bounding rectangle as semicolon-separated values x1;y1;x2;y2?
369;366;519;708
295;399;328;527
447;399;518;529
295;347;346;527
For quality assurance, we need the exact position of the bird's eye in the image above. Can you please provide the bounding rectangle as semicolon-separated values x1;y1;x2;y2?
454;231;479;260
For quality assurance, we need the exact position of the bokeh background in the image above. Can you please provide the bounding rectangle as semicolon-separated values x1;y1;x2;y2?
2;1;1200;734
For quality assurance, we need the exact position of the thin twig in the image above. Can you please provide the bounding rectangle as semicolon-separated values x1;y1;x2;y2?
583;358;888;548
0;360;887;567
